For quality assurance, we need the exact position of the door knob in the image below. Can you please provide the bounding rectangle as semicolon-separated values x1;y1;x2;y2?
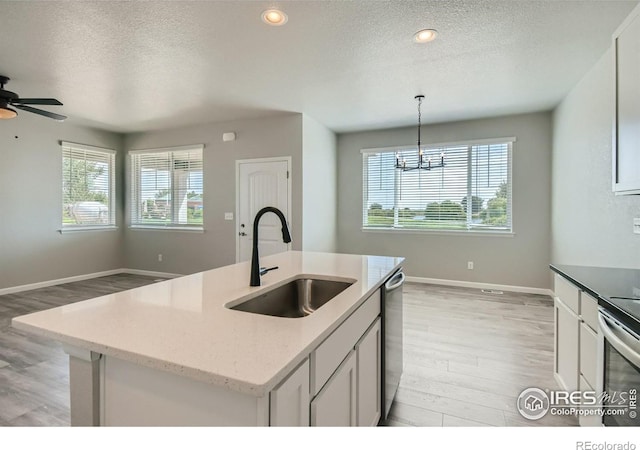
239;232;247;236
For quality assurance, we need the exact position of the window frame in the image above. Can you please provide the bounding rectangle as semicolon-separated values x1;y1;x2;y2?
128;144;205;231
60;141;117;233
361;137;515;235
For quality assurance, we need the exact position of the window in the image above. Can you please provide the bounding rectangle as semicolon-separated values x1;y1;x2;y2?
129;145;204;229
62;141;116;230
362;138;513;233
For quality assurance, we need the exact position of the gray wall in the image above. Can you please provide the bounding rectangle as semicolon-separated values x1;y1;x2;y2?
552;48;640;268
0;114;124;290
302;115;337;252
123;114;304;275
337;112;553;289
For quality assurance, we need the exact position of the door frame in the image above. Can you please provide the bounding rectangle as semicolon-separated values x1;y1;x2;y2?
235;156;292;263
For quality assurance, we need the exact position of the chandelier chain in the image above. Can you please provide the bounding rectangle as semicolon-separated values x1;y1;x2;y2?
417;96;422;148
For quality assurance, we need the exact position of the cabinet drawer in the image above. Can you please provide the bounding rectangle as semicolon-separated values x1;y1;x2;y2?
554;274;580;314
311;290;380;396
580;292;599;331
579;322;598;389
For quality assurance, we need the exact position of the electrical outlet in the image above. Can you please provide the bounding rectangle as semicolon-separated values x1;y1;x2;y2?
634;218;640;235
467;261;474;270
158;254;163;262
225;212;234;221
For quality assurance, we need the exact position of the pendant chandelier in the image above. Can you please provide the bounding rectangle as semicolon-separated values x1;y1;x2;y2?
395;95;445;172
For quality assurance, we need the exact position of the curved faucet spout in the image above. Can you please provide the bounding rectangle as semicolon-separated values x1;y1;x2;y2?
250;207;292;286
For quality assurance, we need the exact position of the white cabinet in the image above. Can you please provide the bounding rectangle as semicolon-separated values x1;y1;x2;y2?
553;273;603;427
555;296;580;392
579;316;599;389
270;359;310;426
613;2;640;195
311;350;357;426
311;290;380;395
309;290;382;427
579;375;602;427
357;318;382;427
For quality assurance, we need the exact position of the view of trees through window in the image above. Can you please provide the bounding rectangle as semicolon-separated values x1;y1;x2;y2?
130;147;204;228
62;144;114;227
363;142;511;232
140;187;203;226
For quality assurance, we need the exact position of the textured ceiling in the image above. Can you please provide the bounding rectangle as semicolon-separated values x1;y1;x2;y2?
0;1;637;133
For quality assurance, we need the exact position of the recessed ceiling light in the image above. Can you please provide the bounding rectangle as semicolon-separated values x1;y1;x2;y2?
414;29;438;43
262;9;288;26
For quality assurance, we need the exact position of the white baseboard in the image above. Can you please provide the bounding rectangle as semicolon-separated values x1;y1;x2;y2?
0;269;123;296
405;275;554;297
0;268;183;296
121;269;183;279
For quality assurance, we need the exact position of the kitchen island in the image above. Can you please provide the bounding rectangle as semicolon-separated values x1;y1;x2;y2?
12;251;403;426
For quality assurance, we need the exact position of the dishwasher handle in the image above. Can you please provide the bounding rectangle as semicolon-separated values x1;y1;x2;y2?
385;271;405;292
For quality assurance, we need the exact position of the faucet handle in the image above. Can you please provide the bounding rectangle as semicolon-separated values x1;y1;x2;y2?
259;266;279;276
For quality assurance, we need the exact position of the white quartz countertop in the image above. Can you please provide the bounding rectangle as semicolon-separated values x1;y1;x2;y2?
12;251;403;396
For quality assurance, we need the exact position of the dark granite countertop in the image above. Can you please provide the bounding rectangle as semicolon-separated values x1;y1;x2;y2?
550;264;640;334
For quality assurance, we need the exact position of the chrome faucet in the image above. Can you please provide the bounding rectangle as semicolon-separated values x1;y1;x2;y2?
250;207;292;286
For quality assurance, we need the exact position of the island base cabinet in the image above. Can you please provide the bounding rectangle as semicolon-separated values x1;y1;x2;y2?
357;318;381;427
101;356;269;426
311;350;357;426
270;359;310;426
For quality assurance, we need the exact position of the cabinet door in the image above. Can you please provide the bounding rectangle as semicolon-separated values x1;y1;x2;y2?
579;375;602;427
613;3;640;194
270;359;310;426
311;350;357;426
357;318;381;427
555;298;580;392
579;322;599;390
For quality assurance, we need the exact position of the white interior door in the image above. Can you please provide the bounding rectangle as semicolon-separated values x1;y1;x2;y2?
237;158;291;263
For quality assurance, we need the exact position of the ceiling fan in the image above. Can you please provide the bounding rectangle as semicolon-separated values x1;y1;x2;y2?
0;75;66;121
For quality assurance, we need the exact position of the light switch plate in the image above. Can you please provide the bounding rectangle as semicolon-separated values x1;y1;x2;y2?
634;218;640;234
224;212;234;221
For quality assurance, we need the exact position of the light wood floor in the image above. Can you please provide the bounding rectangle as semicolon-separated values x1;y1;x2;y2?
0;277;578;426
0;274;164;426
387;282;578;426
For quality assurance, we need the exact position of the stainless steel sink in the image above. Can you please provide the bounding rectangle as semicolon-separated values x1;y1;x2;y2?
229;277;354;318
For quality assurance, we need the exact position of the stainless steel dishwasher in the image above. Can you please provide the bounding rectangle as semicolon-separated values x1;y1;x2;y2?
381;268;404;422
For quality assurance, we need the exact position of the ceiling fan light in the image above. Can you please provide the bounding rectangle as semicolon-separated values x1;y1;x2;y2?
0;106;17;119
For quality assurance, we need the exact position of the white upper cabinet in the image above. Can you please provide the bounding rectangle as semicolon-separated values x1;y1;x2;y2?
613;3;640;195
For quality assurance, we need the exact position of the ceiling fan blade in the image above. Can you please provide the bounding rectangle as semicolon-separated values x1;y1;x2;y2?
14;104;67;121
13;98;63;106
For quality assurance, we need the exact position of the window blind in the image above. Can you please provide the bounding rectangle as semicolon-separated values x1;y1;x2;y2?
61;142;116;228
362;139;513;232
129;145;204;229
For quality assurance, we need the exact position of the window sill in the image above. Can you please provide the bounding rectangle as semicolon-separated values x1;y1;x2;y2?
129;226;205;233
361;227;514;237
58;226;118;234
